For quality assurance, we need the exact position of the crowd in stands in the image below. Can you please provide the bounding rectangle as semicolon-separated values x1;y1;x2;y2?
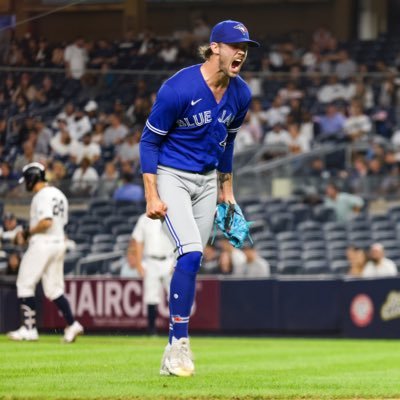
0;23;400;198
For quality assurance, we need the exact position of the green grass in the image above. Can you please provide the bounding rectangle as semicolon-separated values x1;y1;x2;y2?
1;335;400;400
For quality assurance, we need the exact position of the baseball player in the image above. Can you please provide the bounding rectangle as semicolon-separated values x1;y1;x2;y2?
7;162;83;343
132;213;175;335
140;20;259;376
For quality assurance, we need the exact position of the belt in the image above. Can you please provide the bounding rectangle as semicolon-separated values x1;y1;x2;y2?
148;255;168;261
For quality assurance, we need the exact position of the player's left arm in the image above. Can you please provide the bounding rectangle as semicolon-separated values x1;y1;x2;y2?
30;218;53;235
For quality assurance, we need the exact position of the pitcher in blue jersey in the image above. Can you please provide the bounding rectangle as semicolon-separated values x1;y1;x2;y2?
140;20;259;377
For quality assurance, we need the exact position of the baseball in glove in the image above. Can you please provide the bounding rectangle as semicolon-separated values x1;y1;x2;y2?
212;202;252;248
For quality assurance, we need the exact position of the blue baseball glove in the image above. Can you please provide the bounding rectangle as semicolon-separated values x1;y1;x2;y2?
213;202;252;248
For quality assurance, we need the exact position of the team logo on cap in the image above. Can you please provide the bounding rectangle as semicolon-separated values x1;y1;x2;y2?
234;24;248;36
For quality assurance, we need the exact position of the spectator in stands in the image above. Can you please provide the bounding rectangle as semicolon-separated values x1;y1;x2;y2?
316;103;346;142
13;140;43;174
201;243;220;274
0;162;18;196
348;155;369;193
64;37;88;80
33;118;52;155
69;108;92;141
70;132;101;166
97;161;119;198
103;113;129;147
347;244;367;277
235;112;260;153
6;251;21;276
343;101;372;141
287;123;311;154
84;100;99;126
231;243;270;277
334;50;357;81
159;40;179;65
34;75;60;107
0;213;23;244
278;81;304;104
46;160;68;188
118;245;140;278
264;95;290;127
324;182;364;221
361;243;398;277
113;172;144;202
116;127;141;166
264;122;291;146
218;240;270;277
50;118;77;160
317;75;347;104
12;72;37;103
53;102;76;131
70;157;99;196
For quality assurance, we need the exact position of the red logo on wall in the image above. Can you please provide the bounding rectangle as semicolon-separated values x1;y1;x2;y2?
350;294;374;327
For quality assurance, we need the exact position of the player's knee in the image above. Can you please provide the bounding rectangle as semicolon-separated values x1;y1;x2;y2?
175;251;202;275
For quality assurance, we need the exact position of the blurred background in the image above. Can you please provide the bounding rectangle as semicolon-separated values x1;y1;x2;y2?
1;0;400;338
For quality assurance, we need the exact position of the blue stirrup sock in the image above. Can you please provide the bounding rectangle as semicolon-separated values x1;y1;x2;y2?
169;251;202;343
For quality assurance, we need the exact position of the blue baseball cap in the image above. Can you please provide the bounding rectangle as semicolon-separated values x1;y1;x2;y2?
210;20;260;48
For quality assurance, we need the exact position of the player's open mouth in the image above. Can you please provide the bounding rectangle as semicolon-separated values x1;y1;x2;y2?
231;59;243;71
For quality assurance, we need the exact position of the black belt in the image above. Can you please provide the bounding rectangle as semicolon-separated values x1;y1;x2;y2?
148;255;168;261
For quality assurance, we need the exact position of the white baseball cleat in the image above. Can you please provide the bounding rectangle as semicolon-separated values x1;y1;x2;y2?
63;321;84;343
164;337;195;377
7;326;39;341
160;344;172;376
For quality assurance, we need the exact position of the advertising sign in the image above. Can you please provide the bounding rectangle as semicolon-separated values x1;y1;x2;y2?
342;278;400;338
42;278;220;332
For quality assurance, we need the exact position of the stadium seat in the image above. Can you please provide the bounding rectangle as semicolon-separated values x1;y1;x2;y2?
312;205;336;223
92;234;115;244
279;249;302;261
76;224;103;236
289;204;312;226
276;231;298;242
330;260;349;275
277;260;302;275
252;231;275;241
302;250;327;262
279;241;302;252
303;241;326;251
323;222;347;232
297;220;321;232
348;221;371;232
371;230;396;241
302;260;330;275
111;224;133;236
324;231;347;241
254;239;277;250
78;215;101;226
371;221;394;232
77;251;123;275
302;231;324;242
91;205;115;218
90;242;115;253
64;252;81;275
348;231;371;241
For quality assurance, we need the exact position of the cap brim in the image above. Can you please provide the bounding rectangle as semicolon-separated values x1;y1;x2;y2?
223;38;260;47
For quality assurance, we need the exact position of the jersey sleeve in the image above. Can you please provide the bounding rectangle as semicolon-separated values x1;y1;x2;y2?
132;215;146;243
140;83;181;173
227;88;252;134
218;90;252;173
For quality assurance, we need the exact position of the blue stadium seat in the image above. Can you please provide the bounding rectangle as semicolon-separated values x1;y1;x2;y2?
289;204;312;226
323;222;347;232
254;240;277;251
324;230;347;241
371;230;396;241
252;231;275;241
371;221;394;231
302;231;324;242
279;249;302;261
348;231;371;242
90;242;115;253
279;241;302;252
111;224;133;236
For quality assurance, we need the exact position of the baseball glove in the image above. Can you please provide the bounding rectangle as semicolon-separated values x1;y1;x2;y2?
213;202;252;248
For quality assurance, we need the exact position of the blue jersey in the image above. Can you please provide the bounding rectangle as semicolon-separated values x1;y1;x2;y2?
140;64;251;174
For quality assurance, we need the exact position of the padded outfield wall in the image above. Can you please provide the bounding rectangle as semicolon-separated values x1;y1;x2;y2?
1;276;400;338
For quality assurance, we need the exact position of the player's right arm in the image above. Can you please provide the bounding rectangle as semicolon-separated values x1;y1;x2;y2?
140;83;181;220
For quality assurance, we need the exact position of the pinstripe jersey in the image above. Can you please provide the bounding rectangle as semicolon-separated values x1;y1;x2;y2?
141;64;251;173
